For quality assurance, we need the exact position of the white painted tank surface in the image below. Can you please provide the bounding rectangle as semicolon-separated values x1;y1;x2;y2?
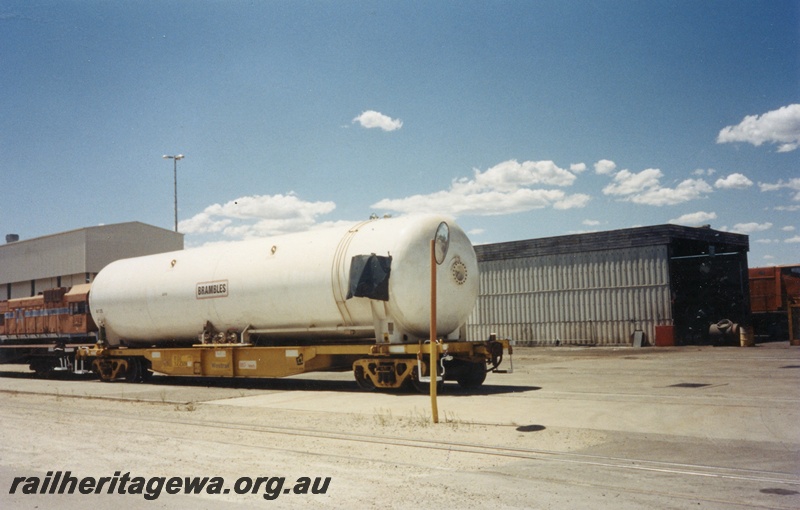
89;215;479;346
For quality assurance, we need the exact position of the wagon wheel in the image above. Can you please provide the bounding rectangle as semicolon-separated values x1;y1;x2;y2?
125;358;153;383
353;364;376;391
409;365;444;394
456;362;487;389
30;358;54;379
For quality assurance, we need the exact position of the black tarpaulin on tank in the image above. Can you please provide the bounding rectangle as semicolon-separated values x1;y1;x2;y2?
347;254;392;301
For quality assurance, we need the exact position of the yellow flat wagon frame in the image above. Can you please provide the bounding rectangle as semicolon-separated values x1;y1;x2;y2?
79;337;511;391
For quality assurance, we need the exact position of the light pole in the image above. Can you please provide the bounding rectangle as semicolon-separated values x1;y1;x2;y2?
162;154;184;232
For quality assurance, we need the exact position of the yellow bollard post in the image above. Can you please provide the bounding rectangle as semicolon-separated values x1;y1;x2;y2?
430;238;439;424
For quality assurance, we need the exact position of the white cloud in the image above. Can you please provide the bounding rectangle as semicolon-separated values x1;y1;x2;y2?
178;212;232;234
179;193;337;239
602;168;662;196
594;159;617;175
717;104;800;152
582;219;601;226
759;178;800;201
372;159;588;216
714;173;753;189
633;179;713;206
731;222;773;234
570;163;587;173
470;160;577;189
782;226;796;232
352;110;403;131
554;193;591;209
374;188;571;216
201;193;334;220
601;167;712;206
669;211;717;226
786;236;800;244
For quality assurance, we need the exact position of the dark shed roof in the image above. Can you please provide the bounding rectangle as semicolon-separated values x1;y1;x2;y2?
475;224;749;261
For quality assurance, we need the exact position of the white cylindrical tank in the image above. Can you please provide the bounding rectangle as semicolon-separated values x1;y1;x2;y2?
89;215;479;346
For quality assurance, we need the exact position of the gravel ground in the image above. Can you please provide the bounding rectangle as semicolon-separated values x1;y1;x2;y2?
1;344;798;509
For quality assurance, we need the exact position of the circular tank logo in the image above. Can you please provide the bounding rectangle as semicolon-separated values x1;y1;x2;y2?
450;259;468;285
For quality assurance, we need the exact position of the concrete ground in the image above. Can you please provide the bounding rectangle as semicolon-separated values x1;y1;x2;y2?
0;342;798;509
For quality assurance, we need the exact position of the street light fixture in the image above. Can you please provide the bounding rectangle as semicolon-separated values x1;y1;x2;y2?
162;154;184;232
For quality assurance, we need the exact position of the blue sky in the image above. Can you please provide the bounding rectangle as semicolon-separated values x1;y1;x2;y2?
2;1;798;265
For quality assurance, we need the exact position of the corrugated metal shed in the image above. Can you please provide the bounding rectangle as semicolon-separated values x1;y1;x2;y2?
468;225;749;346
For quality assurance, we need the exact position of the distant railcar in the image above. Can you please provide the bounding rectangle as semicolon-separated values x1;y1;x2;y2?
0;284;95;375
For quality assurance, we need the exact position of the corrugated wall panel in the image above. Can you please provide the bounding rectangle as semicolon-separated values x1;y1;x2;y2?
467;245;672;346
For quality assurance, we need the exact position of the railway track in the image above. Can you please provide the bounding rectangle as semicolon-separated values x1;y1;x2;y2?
1;393;798;509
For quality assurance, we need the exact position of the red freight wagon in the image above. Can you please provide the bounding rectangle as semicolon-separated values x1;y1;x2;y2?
749;265;800;342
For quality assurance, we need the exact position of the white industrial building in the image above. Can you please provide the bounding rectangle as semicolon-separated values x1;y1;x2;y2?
1;223;183;299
